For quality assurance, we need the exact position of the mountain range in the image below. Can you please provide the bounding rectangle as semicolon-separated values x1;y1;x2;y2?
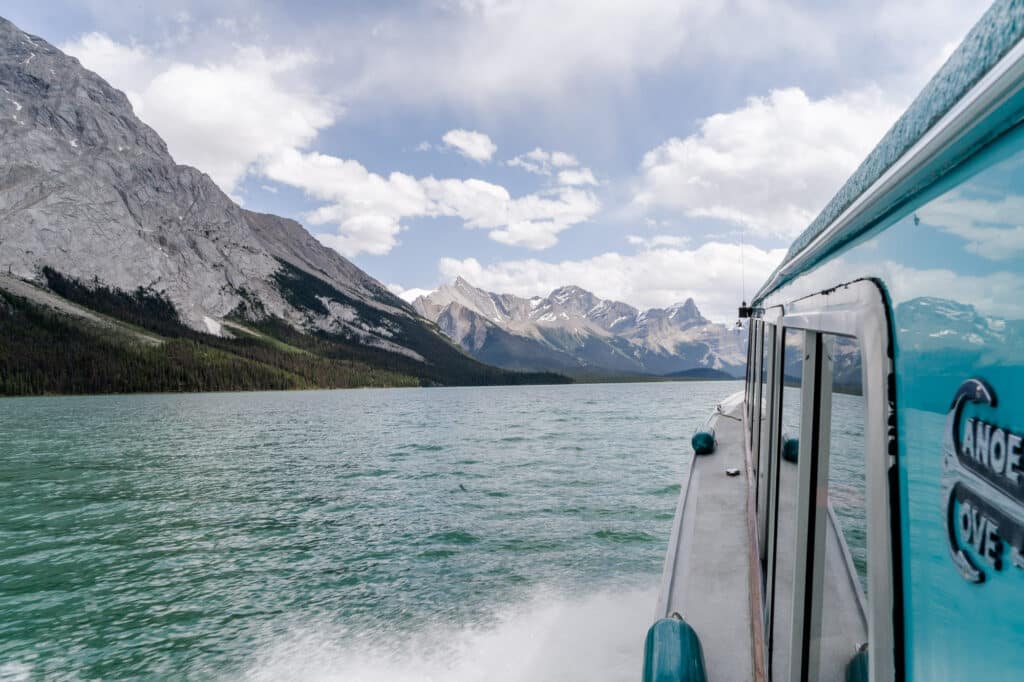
0;16;565;394
411;277;747;377
892;296;1024;409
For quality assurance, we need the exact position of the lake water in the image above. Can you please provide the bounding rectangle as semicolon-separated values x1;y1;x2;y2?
0;381;743;681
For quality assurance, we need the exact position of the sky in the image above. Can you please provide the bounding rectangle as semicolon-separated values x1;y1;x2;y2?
4;0;992;321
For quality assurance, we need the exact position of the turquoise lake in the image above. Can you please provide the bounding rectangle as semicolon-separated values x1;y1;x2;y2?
0;381;743;680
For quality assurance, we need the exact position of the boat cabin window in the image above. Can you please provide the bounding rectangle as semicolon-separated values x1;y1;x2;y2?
750;321;766;492
749;321;757;417
811;333;868;680
754;323;769;483
756;321;777;557
827;336;867;592
756;310;885;682
747;320;762;429
767;327;803;681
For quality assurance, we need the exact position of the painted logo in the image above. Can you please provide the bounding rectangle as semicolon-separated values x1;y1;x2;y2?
942;379;1024;582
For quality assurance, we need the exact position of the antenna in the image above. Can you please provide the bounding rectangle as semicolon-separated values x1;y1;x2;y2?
736;226;751;327
739;225;746;304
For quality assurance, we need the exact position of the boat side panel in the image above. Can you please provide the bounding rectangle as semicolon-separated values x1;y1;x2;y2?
761;121;1024;679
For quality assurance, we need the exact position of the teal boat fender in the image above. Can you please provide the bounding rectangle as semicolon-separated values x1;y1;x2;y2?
781;432;799;463
845;647;869;682
642;616;708;682
691;428;716;455
691;414;717;455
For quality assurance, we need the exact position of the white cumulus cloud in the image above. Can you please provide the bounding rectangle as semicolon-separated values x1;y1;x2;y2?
341;1;990;115
508;147;580;176
60;33;156;103
917;191;1024;262
438;241;785;321
550;151;578;168
60;32;599;258
794;252;1024;321
634;86;902;239
627;234;690;249
61;34;337;195
557;168;598;186
387;284;435;303
507;148;596;188
442;129;497;162
350;1;869;107
262;149;600;256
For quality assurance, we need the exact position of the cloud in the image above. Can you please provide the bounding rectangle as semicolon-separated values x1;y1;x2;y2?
880;261;1024;319
506;149;597;189
59;33;156;101
61;34;336;194
507;147;580;176
486;187;600;249
438;241;785;321
60;32;598;256
772;241;1024;320
634;86;902;238
801;254;1024;321
917;191;1024;261
316;215;406;257
442;129;497;162
387;284;434;303
550;151;578;167
627;234;689;249
355;1;696;104
557;168;598;186
348;1;864;107
262;148;600;256
335;1;988;115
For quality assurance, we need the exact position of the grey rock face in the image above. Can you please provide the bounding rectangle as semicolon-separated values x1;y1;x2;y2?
0;16;419;355
413;278;747;375
435;300;492;352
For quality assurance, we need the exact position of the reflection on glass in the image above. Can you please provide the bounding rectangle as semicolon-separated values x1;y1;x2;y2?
752;321;765;485
757;323;775;558
828;338;866;588
814;334;869;680
748;102;1024;681
759;325;770;453
748;321;762;428
769;328;803;681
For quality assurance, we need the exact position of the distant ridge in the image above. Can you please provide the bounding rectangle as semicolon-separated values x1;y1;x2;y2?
662;367;737;380
412;278;747;376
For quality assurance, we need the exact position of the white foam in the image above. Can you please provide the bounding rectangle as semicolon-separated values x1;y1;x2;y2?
0;661;33;681
244;586;656;682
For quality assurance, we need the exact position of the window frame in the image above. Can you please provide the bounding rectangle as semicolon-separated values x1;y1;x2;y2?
750;320;765;469
755;279;900;682
756;317;780;563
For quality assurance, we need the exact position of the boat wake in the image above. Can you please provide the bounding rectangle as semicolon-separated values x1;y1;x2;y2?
244;586;656;682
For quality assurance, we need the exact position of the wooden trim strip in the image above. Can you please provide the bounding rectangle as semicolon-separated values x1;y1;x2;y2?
743;396;768;682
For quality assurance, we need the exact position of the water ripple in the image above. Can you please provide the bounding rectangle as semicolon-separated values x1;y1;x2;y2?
0;381;741;679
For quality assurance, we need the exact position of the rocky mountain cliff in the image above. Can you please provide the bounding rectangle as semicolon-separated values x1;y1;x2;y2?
0;16;563;392
412;277;747;376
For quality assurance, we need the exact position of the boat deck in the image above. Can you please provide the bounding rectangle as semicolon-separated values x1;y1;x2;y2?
657;398;756;681
656;393;870;680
